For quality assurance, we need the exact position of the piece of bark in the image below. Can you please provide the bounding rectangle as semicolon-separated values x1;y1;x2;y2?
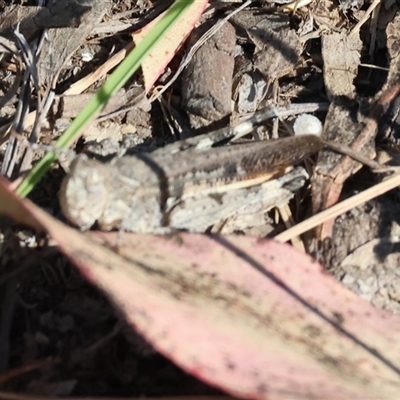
55;90;128;119
37;0;111;89
386;12;400;88
312;79;400;240
231;11;303;80
0;5;41;40
311;31;367;239
312;19;400;240
251;22;302;80
321;32;362;99
319;194;400;313
0;2;92;41
311;101;376;239
182;21;236;132
379;12;400;140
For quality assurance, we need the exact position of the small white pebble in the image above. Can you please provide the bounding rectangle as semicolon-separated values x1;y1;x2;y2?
293;114;323;136
80;51;93;63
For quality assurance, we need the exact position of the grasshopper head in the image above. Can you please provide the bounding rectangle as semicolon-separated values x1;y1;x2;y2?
59;155;108;230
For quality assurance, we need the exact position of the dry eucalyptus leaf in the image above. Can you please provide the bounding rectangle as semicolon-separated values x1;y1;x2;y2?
321;31;362;99
3;177;400;399
132;0;209;93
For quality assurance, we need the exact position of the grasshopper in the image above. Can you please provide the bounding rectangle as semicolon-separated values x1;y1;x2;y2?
59;107;324;233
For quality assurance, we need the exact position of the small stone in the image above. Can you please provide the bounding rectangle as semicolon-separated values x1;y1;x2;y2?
293;114;323;136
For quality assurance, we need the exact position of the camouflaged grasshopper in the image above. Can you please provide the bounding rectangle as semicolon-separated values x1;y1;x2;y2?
59;107;323;233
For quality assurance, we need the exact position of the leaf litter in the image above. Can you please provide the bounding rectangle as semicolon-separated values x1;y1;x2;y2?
1;0;400;397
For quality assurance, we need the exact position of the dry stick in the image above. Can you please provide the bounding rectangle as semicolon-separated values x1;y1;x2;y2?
274;128;399;243
0;359;61;386
274;138;394;246
63;42;135;96
278;204;305;251
313;76;400;240
62;3;253;113
0;34;133;144
1;67;32;178
274;171;400;242
368;0;380;60
276;74;400;244
323;140;394;172
349;0;381;37
278;0;314;12
0;111;36;146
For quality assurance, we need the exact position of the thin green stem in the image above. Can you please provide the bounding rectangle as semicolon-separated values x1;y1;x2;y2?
17;0;195;197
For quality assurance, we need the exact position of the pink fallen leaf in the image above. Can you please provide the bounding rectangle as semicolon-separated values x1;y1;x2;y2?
1;177;400;399
0;178;42;230
132;0;209;92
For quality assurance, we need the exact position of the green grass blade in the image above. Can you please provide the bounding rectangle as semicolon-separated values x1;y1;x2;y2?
17;0;196;197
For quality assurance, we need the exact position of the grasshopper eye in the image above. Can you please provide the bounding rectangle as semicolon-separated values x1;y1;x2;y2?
59;156;108;230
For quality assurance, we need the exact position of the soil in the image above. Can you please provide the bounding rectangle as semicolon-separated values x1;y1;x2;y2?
0;0;400;396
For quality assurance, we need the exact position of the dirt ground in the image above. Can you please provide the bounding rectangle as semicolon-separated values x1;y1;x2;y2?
0;0;400;396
